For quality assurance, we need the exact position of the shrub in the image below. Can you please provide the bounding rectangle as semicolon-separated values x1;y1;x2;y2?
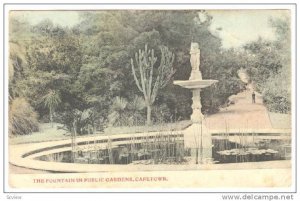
262;69;291;114
152;103;172;123
57;108;95;135
9;98;39;135
108;96;146;127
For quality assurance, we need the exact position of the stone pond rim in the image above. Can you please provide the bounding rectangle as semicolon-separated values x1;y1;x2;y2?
173;79;218;89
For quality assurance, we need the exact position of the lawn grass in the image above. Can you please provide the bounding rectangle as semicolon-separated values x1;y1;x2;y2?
104;120;192;134
268;112;291;129
9;123;69;145
9;120;192;145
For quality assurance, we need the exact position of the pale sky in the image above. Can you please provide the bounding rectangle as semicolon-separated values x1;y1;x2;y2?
207;10;290;48
11;10;290;49
11;11;80;27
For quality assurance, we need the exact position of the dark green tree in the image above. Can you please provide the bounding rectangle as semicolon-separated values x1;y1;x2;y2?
243;17;291;113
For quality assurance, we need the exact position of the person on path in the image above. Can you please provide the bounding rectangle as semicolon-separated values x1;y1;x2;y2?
252;92;256;104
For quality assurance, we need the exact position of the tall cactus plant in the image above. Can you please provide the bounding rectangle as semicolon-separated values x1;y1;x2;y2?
130;44;175;125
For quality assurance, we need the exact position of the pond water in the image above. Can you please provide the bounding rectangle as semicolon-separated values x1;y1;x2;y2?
36;136;291;165
212;137;291;163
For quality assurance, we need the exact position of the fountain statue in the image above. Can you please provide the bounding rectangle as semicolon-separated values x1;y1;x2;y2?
189;42;202;80
174;42;218;164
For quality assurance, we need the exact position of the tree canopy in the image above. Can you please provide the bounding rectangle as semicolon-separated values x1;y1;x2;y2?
243;17;291;113
9;10;290;135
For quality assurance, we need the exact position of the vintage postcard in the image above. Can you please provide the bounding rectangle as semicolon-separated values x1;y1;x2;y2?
3;2;296;193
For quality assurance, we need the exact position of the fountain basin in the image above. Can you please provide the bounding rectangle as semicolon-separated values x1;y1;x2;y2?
174;79;218;89
9;129;290;172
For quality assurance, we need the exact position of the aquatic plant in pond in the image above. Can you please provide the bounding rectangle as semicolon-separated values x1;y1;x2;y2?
37;132;290;165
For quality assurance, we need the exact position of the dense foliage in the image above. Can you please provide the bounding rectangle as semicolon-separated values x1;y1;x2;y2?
9;10;289;135
244;18;291;113
9;98;39;135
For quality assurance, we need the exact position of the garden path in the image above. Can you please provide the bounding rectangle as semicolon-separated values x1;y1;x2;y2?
205;87;274;131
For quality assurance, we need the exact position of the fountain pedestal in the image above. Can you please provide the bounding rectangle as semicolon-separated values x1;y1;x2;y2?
173;43;218;164
174;79;217;163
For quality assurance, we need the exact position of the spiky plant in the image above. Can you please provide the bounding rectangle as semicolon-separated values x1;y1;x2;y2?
108;96;128;126
42;89;61;127
130;44;175;125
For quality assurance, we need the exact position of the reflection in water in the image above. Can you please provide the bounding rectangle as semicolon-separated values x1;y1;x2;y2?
37;135;290;165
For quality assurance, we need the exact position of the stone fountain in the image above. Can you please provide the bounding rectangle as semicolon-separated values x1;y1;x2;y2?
174;42;218;164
